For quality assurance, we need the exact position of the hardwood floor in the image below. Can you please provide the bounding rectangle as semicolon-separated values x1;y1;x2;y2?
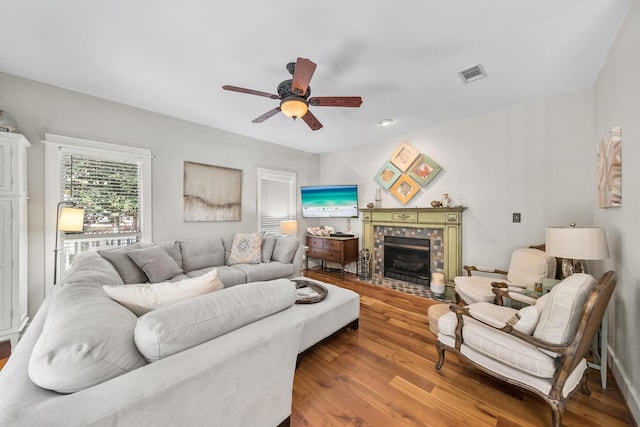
293;270;635;427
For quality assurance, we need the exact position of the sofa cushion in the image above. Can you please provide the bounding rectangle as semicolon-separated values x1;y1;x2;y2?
186;265;247;287
512;305;541;334
272;236;299;263
534;273;596;345
103;269;224;316
98;243;148;284
438;311;557;378
28;252;147;393
228;232;264;265
231;261;295;283
128;246;183;283
506;248;556;285
134;279;296;362
180;239;225;272
262;234;277;263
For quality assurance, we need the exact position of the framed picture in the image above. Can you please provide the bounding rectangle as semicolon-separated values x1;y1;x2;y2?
408;154;442;187
183;161;242;221
597;126;621;208
374;161;402;190
389;141;420;172
389;174;420;205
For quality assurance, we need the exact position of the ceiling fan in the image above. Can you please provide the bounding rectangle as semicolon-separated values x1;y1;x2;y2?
222;57;363;131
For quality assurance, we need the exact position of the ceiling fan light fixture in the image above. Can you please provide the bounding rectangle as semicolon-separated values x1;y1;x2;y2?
280;96;308;119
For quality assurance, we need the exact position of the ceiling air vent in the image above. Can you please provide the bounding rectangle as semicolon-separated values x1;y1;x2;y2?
458;64;487;84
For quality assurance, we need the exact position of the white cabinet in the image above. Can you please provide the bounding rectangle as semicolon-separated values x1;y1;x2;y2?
0;133;30;350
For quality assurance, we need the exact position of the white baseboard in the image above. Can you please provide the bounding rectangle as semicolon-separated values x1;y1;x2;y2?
609;346;640;424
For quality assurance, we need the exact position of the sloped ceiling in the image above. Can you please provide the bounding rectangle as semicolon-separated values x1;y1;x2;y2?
0;0;631;153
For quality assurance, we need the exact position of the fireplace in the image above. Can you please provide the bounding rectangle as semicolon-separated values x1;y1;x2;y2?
383;236;430;285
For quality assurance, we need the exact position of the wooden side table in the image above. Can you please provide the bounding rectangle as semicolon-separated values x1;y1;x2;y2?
306;235;358;279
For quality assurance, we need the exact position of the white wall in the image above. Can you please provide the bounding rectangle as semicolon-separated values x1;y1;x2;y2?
0;72;320;314
320;89;594;268
593;0;640;420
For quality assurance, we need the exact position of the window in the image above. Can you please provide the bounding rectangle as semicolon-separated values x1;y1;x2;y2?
256;168;296;235
44;134;152;287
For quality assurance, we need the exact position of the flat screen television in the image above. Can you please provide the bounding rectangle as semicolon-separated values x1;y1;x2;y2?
301;185;358;218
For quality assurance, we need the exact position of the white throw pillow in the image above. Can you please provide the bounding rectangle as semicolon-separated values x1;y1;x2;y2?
227;232;263;265
513;305;541;334
103;269;224;316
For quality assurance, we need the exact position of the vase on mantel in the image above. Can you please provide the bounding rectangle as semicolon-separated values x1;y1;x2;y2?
441;194;451;208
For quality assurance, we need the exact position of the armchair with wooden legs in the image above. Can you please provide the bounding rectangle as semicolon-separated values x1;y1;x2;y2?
435;271;616;427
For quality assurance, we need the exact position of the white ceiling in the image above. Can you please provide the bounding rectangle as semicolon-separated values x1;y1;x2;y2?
0;0;631;153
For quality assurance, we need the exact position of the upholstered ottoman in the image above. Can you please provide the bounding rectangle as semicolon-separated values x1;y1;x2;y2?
290;277;360;353
428;303;451;335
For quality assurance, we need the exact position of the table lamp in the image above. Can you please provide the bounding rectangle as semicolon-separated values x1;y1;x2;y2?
280;220;298;237
545;224;610;278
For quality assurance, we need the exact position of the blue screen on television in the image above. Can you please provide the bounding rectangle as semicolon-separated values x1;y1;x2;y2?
301;185;358;218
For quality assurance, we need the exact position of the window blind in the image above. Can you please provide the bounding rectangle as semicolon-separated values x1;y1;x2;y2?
257;169;296;235
61;153;142;236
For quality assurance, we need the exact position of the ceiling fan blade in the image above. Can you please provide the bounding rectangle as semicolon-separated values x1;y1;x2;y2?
291;58;317;96
223;85;280;99
308;96;363;108
301;110;323;131
252;107;281;123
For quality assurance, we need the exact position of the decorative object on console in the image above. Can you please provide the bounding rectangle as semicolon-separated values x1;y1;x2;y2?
183;161;242;222
306;225;335;236
597;125;621;208
53;202;85;285
545;224;610;279
0;109;18;132
441;193;451;207
280;220;298;237
431;200;442;208
389;174;420;205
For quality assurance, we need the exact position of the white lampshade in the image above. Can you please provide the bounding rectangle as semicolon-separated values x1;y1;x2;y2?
58;207;85;232
545;225;610;260
280;220;298;235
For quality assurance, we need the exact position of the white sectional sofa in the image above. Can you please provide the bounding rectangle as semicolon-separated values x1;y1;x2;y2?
0;235;360;427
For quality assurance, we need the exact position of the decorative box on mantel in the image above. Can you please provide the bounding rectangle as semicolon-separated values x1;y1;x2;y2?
359;207;465;285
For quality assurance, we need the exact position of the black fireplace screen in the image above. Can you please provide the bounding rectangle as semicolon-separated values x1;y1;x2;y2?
383;236;430;285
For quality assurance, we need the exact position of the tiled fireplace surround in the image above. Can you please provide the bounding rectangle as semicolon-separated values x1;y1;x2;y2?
359;207;465;289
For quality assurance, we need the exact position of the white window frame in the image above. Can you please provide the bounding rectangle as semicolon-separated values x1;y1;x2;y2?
256;168;297;235
43;133;152;294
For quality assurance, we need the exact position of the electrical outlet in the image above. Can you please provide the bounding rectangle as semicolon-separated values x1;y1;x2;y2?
513;213;521;223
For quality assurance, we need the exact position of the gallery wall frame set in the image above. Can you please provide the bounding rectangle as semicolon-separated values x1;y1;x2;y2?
374;141;442;205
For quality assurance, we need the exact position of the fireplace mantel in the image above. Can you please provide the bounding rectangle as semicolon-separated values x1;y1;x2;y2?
359;207;466;284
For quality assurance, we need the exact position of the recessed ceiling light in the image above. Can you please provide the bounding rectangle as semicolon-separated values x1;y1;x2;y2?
378;119;394;126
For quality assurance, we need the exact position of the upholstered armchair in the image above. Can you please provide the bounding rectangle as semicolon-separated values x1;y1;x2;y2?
454;247;556;305
436;271;616;427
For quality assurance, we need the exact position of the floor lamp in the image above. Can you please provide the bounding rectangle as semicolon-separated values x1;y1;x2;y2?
54;202;85;285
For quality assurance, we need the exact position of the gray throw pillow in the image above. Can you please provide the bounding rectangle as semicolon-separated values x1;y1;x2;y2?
180;239;225;272
98;243;148;284
271;236;300;263
261;234;277;263
128;246;183;283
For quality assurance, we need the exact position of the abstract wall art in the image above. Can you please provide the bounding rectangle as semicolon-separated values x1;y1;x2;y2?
183;161;242;221
597;126;621;208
